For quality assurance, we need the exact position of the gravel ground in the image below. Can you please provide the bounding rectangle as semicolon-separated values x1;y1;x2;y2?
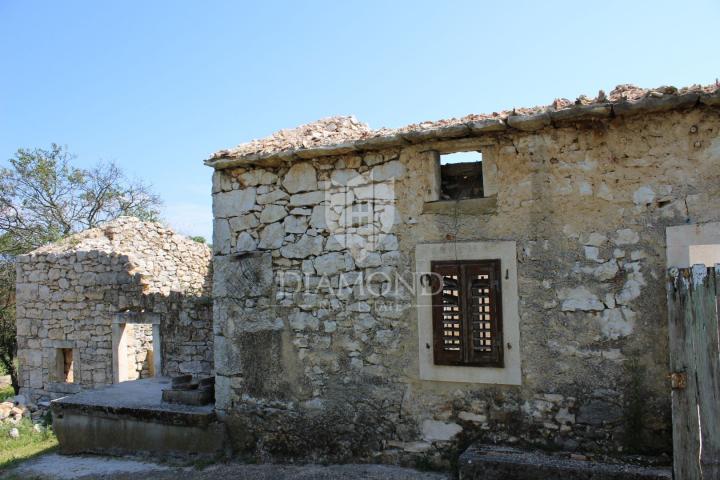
4;454;451;480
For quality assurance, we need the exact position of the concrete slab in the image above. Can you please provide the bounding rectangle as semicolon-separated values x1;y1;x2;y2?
51;378;225;457
53;377;213;413
458;445;671;480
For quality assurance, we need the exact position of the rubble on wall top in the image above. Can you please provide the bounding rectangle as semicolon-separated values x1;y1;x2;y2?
212;116;375;162
207;81;720;169
23;216;209;257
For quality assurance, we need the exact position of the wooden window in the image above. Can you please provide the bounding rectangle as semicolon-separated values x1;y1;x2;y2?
431;259;503;367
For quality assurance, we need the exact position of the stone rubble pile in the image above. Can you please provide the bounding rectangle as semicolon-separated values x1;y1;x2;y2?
0;398;29;424
0;394;50;439
212;116;374;161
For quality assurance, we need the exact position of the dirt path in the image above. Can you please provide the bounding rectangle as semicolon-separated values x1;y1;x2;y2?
5;453;451;480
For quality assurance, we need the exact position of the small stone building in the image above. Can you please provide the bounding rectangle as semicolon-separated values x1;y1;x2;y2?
206;83;720;463
16;217;213;402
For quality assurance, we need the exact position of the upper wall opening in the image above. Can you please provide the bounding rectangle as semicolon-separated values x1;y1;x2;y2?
440;151;483;200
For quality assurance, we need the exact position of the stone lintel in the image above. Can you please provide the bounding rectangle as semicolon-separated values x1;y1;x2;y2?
422;196;498;216
113;311;162;325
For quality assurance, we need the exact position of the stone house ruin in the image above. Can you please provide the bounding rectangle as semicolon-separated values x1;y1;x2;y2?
16;217;213;402
206;83;720;463
13;82;720;473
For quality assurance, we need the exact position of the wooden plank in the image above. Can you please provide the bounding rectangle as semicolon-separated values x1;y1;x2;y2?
668;267;702;479
669;265;720;479
699;267;720;477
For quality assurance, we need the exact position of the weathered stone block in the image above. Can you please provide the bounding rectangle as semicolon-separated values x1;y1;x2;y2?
280;235;324;259
213;188;257;218
313;252;348;275
283;163;317;193
458;445;670;479
258;222;285;249
239;169;278;187
289;191;325;207
259;204;288;224
213;252;272;299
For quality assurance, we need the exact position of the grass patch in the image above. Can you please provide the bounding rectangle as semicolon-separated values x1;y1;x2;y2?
0;418;57;471
0;387;14;403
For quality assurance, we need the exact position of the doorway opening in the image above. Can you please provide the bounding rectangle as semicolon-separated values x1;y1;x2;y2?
112;315;162;383
125;323;155;380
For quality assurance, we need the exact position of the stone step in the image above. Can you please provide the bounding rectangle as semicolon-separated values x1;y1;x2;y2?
458;445;671;480
171;374;193;387
161;388;213;406
199;376;215;388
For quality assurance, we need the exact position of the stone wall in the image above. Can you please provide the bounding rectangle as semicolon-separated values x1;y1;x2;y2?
153;291;214;378
126;323;154;379
16;217;213;402
211;106;720;464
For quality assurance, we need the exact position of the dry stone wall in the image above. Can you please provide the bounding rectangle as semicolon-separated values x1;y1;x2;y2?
16;217;213;402
211;106;720;465
126;323;154;379
154;291;214;377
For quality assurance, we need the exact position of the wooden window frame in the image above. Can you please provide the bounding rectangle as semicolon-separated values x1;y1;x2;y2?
430;259;504;368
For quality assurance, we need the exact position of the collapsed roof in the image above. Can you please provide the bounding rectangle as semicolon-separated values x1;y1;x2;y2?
207;82;720;169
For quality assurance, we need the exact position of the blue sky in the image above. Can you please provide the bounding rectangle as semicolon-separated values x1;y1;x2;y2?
1;1;718;240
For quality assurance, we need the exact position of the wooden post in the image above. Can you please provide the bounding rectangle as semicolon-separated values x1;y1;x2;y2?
702;268;720;478
668;266;702;480
667;265;720;479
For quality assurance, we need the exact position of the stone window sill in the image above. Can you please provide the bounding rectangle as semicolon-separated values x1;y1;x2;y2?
422;195;497;215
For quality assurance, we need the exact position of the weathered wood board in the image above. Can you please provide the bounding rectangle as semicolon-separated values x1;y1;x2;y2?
667;265;720;479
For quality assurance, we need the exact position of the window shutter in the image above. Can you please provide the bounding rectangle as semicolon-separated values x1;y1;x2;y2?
431;262;464;365
431;259;504;367
465;261;504;367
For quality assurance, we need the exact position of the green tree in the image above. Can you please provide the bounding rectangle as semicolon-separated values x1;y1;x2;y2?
0;249;16;390
0;144;162;393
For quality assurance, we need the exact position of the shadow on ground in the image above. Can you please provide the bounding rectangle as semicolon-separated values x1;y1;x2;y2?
3;453;451;480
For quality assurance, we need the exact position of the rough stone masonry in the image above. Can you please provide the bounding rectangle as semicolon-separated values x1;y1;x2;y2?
206;82;720;465
16;217;213;403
